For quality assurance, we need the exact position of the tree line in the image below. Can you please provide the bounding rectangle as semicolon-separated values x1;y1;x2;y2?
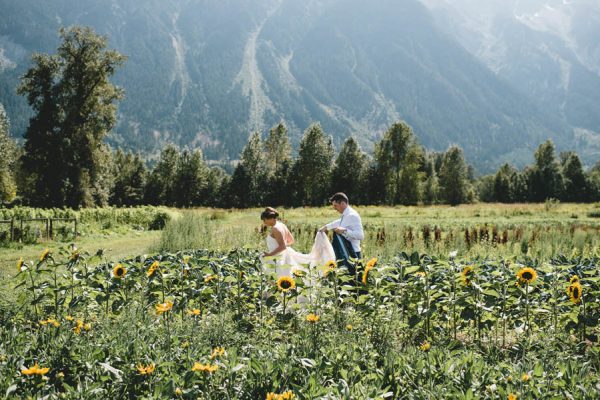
1;26;599;209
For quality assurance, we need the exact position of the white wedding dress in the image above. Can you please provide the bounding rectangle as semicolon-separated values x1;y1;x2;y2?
264;222;336;279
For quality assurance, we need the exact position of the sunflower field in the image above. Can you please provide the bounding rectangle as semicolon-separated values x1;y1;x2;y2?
1;246;599;399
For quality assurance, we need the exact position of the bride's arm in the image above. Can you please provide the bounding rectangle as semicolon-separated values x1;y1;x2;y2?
263;227;288;257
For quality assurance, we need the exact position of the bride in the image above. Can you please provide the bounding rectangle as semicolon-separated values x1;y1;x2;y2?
260;207;335;278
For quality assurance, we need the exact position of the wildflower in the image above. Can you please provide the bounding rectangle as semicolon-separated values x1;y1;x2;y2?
136;363;155;375
324;260;337;277
366;257;378;269
183;256;190;264
362;262;375;285
570;275;579;284
65;315;74;321
187;308;201;316
277;276;296;292
204;274;218;283
175;387;183;396
414;271;426;278
419;341;431;351
147;261;159;277
113;264;126;279
280;390;294;400
516;267;537;285
84;322;92;331
346;324;353;331
292;267;305;277
39;318;60;327
73;319;84;334
39;248;50;262
461;266;474;286
17;257;24;272
508;394;517;400
567;281;582;304
306;314;320;323
521;373;530;382
155;301;173;315
210;347;226;359
21;363;50;376
191;362;218;373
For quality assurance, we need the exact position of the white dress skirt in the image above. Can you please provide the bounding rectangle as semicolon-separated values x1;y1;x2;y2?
264;228;336;279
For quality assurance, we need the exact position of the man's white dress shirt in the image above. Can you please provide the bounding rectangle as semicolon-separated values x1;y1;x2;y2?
325;206;364;253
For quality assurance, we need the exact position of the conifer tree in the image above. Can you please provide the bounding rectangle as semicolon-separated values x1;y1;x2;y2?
331;137;368;204
560;152;588;202
265;123;293;206
111;150;147;206
145;144;180;205
528;140;563;201
0;103;17;202
173;149;209;207
229;132;268;207
439;145;470;205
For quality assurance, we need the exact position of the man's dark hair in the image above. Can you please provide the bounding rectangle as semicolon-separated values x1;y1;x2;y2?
329;192;349;204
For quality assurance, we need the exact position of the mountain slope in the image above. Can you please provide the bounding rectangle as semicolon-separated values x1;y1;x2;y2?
0;0;595;170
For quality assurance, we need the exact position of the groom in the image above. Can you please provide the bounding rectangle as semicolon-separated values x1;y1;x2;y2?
319;193;364;276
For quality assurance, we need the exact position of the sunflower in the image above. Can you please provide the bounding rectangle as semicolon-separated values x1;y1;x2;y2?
306;313;320;323
324;260;337;277
210;347;226;359
516;267;537;285
39;248;50;262
147;261;159;277
419;341;431;352
570;275;580;284
266;394;278;400
521;373;530;382
21;363;50;376
568;281;582;304
175;388;183;396
346;324;353;331
70;251;79;261
113;264;126;278
461;266;474;286
155;301;173;314
191;362;218;373
280;391;294;400
187;308;201;316
16;257;24;272
65;315;74;321
39;318;60;327
366;258;378;270
362;264;374;285
277;276;296;292
73;319;84;334
291;267;305;277
508;394;517;400
204;274;218;283
136;363;155;375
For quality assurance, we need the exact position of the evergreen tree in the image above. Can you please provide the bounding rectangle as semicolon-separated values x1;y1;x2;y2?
228;132;268;208
422;154;439;205
374;121;424;205
290;123;335;206
18;26;126;208
110;150;147;206
331;137;368;204
493;163;517;202
0;103;17;202
476;175;496;202
173;149;209;207
205;166;228;207
528;140;563;201
144;144;180;205
265;123;293;206
560;152;588;202
439;145;470;205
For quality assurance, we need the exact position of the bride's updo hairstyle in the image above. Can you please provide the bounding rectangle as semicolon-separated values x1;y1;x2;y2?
260;207;279;220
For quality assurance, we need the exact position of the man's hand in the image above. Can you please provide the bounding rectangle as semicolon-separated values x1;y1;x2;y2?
318;226;328;233
333;227;347;234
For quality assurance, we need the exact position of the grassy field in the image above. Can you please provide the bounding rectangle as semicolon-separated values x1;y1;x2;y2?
0;203;599;398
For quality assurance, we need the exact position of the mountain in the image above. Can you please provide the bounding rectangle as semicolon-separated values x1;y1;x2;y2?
0;0;598;171
422;0;600;166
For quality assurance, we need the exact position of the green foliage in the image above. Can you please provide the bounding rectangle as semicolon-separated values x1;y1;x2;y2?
375;122;424;205
290;123;335;206
110;150;147;206
0;103;17;202
1;246;599;398
331;137;368;204
17;26;126;208
439;146;472;205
